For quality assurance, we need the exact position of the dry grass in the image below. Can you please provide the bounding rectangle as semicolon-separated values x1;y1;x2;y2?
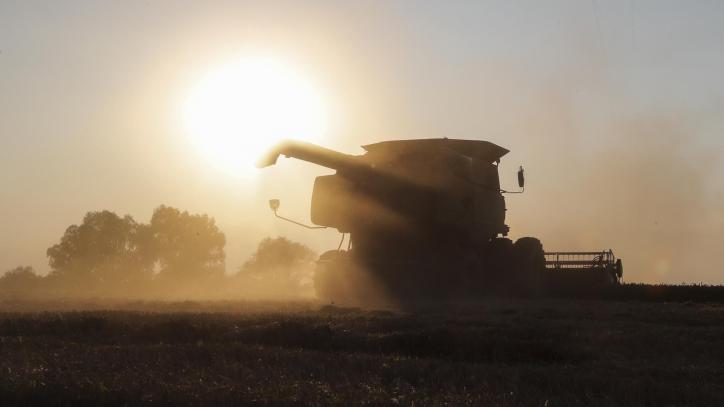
1;298;723;406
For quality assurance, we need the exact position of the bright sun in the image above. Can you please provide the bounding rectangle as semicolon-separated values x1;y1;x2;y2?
184;57;327;177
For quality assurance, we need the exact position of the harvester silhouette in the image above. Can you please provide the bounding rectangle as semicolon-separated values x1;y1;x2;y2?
258;139;622;301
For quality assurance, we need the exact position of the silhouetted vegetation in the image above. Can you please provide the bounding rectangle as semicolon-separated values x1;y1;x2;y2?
235;237;317;298
45;210;154;294
147;205;226;283
0;266;42;299
546;282;724;303
0;206;314;300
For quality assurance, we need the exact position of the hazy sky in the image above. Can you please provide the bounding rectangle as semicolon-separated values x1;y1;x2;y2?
1;1;723;283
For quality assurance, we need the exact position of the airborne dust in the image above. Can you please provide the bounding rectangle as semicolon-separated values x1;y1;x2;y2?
495;69;724;285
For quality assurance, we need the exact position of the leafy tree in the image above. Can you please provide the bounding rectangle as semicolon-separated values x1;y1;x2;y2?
44;206;227;296
148;205;226;281
0;266;42;293
46;211;151;287
240;237;316;293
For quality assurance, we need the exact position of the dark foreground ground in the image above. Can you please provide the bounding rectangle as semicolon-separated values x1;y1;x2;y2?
1;298;723;406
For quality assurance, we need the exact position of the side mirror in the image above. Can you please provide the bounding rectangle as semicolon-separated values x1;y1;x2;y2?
517;166;525;188
269;199;280;213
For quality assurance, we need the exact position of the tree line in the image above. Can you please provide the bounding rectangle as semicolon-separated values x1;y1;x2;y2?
0;206;316;300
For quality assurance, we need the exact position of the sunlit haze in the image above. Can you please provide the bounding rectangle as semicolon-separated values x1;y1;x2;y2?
184;57;326;177
1;1;723;284
4;3;724;405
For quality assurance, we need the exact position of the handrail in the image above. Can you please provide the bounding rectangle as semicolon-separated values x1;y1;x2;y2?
272;210;327;230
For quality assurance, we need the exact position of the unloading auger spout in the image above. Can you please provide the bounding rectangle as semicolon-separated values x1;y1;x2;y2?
257;140;362;171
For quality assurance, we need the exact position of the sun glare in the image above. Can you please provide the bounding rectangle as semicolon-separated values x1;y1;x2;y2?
184;57;327;177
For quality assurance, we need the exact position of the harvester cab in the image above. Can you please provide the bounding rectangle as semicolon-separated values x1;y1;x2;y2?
258;138;622;301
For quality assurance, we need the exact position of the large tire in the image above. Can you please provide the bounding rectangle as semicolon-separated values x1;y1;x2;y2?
314;251;387;306
513;237;546;296
482;238;514;293
314;250;348;302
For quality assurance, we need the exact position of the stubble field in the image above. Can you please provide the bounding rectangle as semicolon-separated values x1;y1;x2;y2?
1;298;723;406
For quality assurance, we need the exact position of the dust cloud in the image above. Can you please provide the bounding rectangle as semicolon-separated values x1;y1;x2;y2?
504;87;723;284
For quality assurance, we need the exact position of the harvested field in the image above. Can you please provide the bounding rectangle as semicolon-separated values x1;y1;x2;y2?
1;297;723;406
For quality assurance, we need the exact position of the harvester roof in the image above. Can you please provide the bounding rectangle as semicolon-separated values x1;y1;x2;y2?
362;138;509;163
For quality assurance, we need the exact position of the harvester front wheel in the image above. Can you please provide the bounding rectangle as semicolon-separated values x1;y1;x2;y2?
314;250;386;306
314;250;347;302
513;237;546;296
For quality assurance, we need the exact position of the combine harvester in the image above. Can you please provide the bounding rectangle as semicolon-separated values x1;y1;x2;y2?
258;139;622;302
